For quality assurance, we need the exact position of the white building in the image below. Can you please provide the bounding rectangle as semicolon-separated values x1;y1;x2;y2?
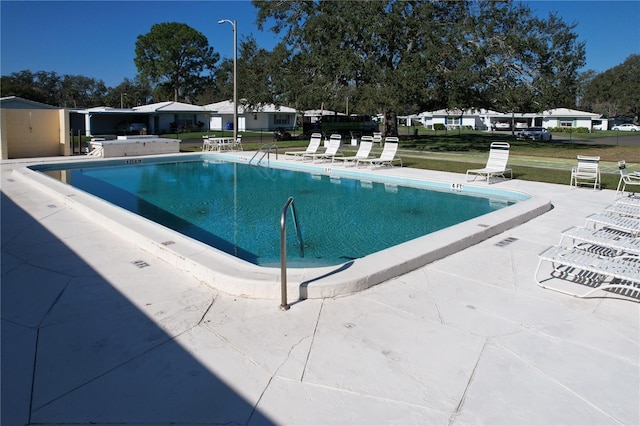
417;107;604;131
133;101;210;134
540;108;603;130
71;101;210;136
418;108;502;130
205;101;297;132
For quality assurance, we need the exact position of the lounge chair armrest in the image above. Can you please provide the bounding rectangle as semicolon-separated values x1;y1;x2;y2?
626;173;640;181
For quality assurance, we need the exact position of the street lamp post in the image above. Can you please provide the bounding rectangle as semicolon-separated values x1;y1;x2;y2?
218;19;237;144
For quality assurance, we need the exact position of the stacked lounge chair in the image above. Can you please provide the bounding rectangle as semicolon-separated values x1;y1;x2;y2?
535;195;640;300
585;213;640;237
560;226;640;256
604;202;640;218
616;194;640;207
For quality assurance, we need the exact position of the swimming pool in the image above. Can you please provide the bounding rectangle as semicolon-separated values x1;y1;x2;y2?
19;153;550;299
36;157;520;268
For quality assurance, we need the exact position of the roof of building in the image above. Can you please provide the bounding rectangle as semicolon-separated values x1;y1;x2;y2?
73;106;135;114
303;109;345;116
205;100;297;114
543;108;601;118
419;108;501;118
419;107;601;119
0;96;58;109
133;101;208;113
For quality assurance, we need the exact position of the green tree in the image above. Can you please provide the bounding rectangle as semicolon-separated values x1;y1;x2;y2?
59;74;107;108
1;70;61;105
255;0;458;134
453;1;585;130
253;0;585;135
134;22;219;103
576;69;599;112
104;77;153;108
197;35;289;110
581;54;640;120
1;70;108;108
237;36;280;109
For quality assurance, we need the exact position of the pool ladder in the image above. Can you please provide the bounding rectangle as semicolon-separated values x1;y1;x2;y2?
280;197;304;311
250;143;279;166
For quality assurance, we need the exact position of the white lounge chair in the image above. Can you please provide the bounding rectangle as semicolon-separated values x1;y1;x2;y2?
284;133;322;160
466;142;512;183
234;135;243;151
616;161;640;196
372;132;383;146
202;135;217;152
535;245;640;300
586;213;640;236
560;226;640;256
332;136;373;165
570;155;600;190
355;139;402;168
604;203;640;218
303;134;342;162
616;194;640;207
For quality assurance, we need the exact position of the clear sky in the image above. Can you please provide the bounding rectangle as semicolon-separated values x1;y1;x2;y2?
1;0;638;88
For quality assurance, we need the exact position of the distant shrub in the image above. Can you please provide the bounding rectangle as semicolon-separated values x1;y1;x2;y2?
549;126;590;133
433;123;446;131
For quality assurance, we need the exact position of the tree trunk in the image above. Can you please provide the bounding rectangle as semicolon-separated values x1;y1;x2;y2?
384;111;398;136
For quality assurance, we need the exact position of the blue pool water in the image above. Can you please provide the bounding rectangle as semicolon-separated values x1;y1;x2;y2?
39;159;518;267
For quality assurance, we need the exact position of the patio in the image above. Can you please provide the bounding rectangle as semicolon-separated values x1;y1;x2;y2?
1;156;638;425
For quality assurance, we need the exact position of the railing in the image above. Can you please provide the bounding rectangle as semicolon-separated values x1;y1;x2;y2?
87;146;104;157
280;197;304;311
250;143;279;166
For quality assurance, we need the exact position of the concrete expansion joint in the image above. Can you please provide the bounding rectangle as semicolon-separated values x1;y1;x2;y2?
449;338;488;426
277;334;313;379
493;339;623;424
300;299;325;383
520;320;639;366
32;332;186;413
196;293;217;326
38;208;63;223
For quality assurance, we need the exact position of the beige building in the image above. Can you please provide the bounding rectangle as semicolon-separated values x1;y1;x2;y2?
1;96;71;159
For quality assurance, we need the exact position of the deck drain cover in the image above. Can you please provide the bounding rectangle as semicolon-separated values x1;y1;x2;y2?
495;237;518;247
132;260;150;268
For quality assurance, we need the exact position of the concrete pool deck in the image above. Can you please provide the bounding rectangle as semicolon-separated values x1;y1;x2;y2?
2;154;639;425
8;152;550;300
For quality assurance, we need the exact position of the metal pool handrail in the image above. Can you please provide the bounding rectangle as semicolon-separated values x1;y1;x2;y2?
280;197;304;311
250;143;279;166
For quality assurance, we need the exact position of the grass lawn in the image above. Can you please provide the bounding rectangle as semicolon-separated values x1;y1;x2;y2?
174;130;639;191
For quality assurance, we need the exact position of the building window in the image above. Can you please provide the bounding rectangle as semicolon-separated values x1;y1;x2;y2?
173;114;196;130
559;119;573;127
273;114;291;125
